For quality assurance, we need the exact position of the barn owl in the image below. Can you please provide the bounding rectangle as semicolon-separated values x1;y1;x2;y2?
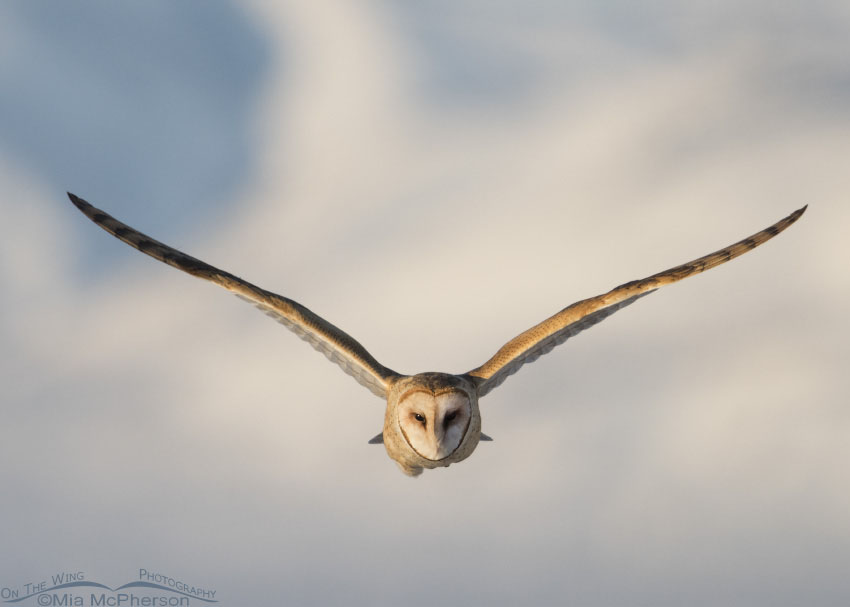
67;193;805;476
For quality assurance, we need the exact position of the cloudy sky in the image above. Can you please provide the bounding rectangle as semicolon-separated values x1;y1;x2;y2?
1;1;848;605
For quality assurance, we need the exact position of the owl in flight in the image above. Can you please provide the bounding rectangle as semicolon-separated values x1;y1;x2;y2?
68;193;805;476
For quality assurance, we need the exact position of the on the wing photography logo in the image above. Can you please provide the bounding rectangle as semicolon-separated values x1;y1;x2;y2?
1;570;217;606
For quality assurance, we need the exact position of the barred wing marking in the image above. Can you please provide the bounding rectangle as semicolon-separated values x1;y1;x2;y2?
68;193;398;398
468;206;807;397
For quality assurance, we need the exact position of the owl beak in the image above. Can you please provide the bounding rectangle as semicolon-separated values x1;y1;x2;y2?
479;432;493;441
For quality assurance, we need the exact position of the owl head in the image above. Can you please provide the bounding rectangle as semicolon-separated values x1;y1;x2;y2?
378;373;483;476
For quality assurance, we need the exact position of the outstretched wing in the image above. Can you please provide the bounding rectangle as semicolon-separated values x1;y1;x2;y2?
68;193;399;398
467;206;807;397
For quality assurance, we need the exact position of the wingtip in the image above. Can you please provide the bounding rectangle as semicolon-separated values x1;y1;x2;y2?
783;205;808;227
67;191;86;209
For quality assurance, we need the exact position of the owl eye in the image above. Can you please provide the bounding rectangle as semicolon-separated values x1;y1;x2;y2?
414;413;426;424
445;410;457;423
